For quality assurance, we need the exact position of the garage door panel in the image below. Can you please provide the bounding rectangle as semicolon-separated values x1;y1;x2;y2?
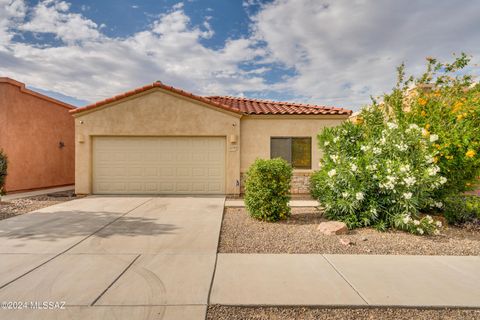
93;137;225;194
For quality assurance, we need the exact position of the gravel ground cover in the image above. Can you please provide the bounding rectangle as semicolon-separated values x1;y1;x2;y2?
207;306;480;320
0;191;76;221
219;207;480;255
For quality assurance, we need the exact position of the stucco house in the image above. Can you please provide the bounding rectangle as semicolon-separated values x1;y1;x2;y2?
0;77;75;193
71;81;351;196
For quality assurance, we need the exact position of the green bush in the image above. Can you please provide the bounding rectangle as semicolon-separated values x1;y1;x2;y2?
406;54;480;198
443;195;480;224
310;105;444;235
0;150;7;196
244;158;293;221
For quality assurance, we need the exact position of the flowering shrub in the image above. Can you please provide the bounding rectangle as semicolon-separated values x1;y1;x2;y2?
311;105;445;235
406;54;480;198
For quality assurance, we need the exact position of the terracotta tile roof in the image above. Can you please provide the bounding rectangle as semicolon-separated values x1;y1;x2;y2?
0;77;74;110
70;81;242;115
206;96;352;115
70;81;352;116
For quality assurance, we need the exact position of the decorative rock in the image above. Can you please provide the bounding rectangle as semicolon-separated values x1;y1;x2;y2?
340;238;355;246
317;221;348;235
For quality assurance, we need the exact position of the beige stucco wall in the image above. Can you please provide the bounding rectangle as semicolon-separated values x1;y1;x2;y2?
74;89;241;195
240;115;348;173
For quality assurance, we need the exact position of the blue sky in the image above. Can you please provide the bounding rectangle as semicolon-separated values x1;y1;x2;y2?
1;0;480;110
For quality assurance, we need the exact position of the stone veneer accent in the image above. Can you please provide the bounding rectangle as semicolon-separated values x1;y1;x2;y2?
240;172;311;194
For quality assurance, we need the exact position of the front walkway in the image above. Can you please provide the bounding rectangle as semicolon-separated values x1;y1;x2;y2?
210;254;480;308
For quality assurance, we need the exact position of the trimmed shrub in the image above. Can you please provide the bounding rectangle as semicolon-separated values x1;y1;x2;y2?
443;195;480;224
244;158;293;221
0;150;7;196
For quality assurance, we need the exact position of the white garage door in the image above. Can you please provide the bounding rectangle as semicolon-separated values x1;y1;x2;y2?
93;137;225;194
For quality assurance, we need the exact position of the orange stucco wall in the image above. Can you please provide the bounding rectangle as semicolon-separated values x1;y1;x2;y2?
0;78;75;192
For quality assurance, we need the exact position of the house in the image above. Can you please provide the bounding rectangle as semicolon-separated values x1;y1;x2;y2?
71;81;351;195
0;77;75;193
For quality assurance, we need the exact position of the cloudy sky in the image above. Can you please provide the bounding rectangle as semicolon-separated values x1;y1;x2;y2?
1;0;479;110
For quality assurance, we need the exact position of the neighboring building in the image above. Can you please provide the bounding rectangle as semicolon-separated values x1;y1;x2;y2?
0;77;75;193
71;82;351;195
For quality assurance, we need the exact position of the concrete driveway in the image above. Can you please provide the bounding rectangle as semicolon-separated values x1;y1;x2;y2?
0;196;225;320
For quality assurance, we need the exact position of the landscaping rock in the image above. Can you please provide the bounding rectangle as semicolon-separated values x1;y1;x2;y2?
317;221;348;235
340;238;355;246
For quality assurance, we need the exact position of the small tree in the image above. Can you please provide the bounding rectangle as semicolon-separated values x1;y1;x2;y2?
244;158;293;222
0;150;7;200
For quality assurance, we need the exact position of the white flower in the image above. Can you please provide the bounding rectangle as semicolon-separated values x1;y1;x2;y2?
435;221;443;228
400;165;411;173
425;155;434;164
328;169;337;177
351;163;358;172
416;228;424;235
355;192;364;201
402;215;412;224
434;229;440;235
396;143;408;152
373;147;381;155
435;201;443;208
422;128;429;136
342;192;349;198
427;166;440;176
324;141;330;147
379;137;386;145
387;122;398;129
333;137;339;143
439;177;447;185
403;176;416;187
367;164;377;171
430;134;439;142
425;215;433;223
403;192;413;200
409;124;420;130
360;145;369;152
413;219;421;226
331;155;338;163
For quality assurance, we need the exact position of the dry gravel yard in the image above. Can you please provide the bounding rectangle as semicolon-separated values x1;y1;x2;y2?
207;306;480;320
219;207;480;255
0;191;76;221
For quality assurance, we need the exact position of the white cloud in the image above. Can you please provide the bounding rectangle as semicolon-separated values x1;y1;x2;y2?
0;0;267;102
251;0;480;108
0;0;479;109
19;0;100;44
0;0;26;43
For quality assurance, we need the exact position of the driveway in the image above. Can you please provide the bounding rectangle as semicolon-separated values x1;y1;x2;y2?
0;196;225;320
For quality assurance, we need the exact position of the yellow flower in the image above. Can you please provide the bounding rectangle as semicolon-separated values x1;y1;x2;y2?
421;110;427;117
452;101;463;113
466;150;476;158
425;123;430;130
418;98;427;106
433;156;439;163
457;114;464;121
446;155;453;160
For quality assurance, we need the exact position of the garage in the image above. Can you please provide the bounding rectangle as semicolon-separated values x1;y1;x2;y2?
93;136;226;194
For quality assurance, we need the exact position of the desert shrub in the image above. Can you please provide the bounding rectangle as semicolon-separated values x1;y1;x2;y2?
244;158;293;221
310;105;444;235
406;54;480;197
0;150;7;196
443;195;480;224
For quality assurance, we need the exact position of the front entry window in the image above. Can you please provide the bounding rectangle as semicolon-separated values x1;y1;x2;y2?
270;137;312;169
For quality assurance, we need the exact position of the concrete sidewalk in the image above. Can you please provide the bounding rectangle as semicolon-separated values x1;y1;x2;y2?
225;199;319;207
211;254;480;308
